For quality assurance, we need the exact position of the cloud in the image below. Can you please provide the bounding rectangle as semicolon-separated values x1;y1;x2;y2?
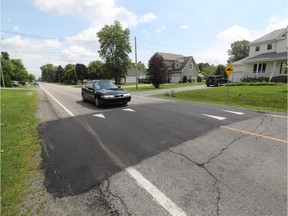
217;25;251;42
139;13;157;23
34;0;138;27
156;25;166;33
179;25;190;29
61;45;100;63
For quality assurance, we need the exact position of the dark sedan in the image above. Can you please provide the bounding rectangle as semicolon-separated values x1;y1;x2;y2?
81;80;131;107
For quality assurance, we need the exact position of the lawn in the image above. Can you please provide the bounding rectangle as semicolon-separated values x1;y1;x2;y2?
1;89;42;215
124;82;204;92
157;84;287;113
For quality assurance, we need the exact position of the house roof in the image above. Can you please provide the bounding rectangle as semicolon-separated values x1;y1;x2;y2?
154;52;200;73
250;28;287;45
244;51;287;62
156;52;184;61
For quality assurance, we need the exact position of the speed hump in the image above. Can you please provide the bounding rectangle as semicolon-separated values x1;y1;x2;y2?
225;64;233;78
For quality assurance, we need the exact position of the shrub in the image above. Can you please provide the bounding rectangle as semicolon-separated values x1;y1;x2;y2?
165;90;176;97
182;76;187;83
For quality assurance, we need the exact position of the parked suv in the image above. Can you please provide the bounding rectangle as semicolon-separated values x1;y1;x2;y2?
206;75;227;87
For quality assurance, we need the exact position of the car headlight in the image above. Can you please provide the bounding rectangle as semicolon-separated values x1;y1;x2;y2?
123;93;131;97
101;95;114;99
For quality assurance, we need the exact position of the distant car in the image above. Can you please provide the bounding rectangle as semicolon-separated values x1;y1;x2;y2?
206;75;228;87
11;81;20;87
33;81;39;86
81;80;131;107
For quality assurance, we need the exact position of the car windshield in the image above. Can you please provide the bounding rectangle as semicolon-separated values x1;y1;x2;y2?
96;81;119;90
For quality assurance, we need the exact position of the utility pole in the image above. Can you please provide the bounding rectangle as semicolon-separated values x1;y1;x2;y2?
135;36;138;89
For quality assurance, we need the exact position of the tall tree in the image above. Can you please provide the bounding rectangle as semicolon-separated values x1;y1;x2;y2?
227;40;250;63
40;64;56;82
75;63;88;84
147;54;168;88
87;60;105;79
97;20;131;83
63;64;76;84
1;51;10;60
55;65;65;83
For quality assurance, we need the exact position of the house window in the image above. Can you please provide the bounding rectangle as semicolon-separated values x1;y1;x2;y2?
267;44;272;50
280;62;288;74
262;63;266;73
258;64;262;72
189;63;193;70
255;46;260;51
253;63;267;73
175;63;179;68
253;64;257;73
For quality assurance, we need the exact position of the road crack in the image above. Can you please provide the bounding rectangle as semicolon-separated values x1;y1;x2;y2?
99;179;132;216
168;148;223;215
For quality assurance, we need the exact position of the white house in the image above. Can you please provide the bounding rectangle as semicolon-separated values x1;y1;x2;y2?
153;52;200;83
231;27;287;82
123;68;147;83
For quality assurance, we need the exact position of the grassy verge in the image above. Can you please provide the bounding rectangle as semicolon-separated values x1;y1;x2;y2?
157;85;287;113
124;82;204;92
1;89;42;215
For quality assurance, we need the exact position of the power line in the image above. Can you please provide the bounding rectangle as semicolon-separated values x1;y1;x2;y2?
0;29;98;43
137;37;227;52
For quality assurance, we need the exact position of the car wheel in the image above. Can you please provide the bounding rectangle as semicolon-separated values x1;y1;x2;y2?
215;82;219;87
82;93;86;102
206;84;210;87
95;96;101;107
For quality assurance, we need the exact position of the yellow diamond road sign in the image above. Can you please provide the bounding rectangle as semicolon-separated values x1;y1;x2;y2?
225;63;233;77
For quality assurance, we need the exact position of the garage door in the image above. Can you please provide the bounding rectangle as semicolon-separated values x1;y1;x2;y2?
171;74;181;83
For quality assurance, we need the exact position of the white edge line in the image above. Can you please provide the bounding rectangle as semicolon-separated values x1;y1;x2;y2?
202;114;226;121
126;167;187;216
40;84;75;117
222;110;244;115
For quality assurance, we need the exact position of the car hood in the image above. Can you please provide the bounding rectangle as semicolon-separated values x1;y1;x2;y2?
97;89;128;95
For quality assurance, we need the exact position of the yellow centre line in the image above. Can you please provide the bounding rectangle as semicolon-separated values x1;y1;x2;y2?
221;126;288;144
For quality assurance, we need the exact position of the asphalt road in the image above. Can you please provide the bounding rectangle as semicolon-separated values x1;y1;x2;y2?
38;82;287;216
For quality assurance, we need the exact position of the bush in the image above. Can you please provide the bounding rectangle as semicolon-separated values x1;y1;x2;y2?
197;76;202;82
182;76;187;83
229;82;281;86
241;77;269;82
165;90;176;97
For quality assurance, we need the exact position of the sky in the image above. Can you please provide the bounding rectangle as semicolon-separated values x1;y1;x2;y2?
1;0;287;78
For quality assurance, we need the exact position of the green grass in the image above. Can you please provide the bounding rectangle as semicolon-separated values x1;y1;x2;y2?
1;89;42;215
157;85;287;113
124;82;204;92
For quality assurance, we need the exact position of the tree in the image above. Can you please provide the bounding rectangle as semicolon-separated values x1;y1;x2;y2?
215;64;227;78
40;64;56;82
197;62;210;72
63;64;76;84
1;51;29;86
55;65;65;83
1;51;10;60
129;60;146;71
147;54;168;88
28;73;36;82
87;60;105;79
199;63;217;77
227;40;250;63
76;63;88;84
97;20;132;83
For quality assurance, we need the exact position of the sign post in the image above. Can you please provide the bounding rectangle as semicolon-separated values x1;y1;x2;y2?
225;63;233;105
